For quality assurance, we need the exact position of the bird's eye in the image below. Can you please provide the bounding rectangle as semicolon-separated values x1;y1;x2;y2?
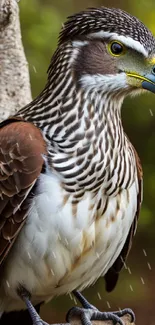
108;41;125;57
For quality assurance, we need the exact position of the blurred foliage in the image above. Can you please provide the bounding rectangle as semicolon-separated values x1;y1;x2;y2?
19;1;155;324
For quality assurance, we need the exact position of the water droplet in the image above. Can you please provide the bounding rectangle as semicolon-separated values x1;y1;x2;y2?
50;268;55;275
32;66;37;73
73;297;77;305
69;293;73;300
149;109;153;116
27;252;31;260
52;251;56;259
6;280;10;288
124;262;127;269
141;277;145;284
106;301;111;309
58;232;61;241
147;262;152;270
143;249;147;256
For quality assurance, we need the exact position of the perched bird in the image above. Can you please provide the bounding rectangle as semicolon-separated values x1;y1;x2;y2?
0;6;155;325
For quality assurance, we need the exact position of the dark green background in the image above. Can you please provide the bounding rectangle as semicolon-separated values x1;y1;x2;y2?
19;1;155;324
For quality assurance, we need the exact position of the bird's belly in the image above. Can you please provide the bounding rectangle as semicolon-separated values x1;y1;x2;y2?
1;172;138;311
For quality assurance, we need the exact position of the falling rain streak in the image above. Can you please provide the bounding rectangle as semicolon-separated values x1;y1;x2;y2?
106;301;111;309
147;262;152;270
143;248;152;271
27;252;32;260
69;293;73;300
50;268;55;276
96;252;100;259
140;277;145;284
32;65;37;73
124;262;127;269
143;248;147;257
6;280;10;288
73;297;77;305
65;238;69;246
149;109;153;116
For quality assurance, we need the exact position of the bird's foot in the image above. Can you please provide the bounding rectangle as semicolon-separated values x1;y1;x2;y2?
73;290;97;310
66;307;135;325
66;306;135;325
70;290;135;325
112;308;135;321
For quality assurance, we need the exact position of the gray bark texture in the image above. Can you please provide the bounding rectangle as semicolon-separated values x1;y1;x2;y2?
0;1;136;325
0;0;32;121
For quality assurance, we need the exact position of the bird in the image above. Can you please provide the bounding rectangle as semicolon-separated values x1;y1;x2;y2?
0;5;155;325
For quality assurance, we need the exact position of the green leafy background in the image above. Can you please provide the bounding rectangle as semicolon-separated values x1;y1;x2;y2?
18;1;155;324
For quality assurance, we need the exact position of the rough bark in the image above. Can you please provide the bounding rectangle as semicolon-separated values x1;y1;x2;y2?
0;0;32;121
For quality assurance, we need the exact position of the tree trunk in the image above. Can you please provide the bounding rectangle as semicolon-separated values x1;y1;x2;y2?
0;0;32;121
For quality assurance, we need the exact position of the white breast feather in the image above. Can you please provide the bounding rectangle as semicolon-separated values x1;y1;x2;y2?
0;170;138;312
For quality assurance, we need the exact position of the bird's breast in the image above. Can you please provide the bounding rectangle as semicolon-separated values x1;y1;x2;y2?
1;170;138;311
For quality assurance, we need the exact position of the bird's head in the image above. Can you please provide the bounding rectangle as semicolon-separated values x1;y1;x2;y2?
57;7;155;97
22;7;155;140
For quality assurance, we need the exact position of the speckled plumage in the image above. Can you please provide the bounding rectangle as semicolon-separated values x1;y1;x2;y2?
0;6;150;319
59;7;155;53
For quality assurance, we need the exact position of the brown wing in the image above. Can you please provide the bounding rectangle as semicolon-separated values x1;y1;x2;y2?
0;119;47;266
104;146;143;292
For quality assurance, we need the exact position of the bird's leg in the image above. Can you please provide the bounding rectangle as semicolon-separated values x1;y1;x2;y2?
73;290;97;310
17;286;49;325
66;290;135;325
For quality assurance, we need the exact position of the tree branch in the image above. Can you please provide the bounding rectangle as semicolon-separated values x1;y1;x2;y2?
0;0;32;121
52;314;135;325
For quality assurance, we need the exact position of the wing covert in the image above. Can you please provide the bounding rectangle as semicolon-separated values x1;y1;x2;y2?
0;120;47;266
104;145;143;292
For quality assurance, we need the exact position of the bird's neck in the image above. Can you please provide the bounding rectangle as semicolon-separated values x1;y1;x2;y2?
18;43;125;155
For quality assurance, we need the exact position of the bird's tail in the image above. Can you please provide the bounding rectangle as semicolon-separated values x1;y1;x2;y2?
0;303;41;325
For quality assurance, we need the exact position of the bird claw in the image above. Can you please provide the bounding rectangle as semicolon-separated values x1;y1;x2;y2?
113;308;135;323
66;306;132;325
71;290;135;325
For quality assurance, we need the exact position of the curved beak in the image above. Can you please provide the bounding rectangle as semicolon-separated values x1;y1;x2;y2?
141;73;155;93
127;66;155;94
